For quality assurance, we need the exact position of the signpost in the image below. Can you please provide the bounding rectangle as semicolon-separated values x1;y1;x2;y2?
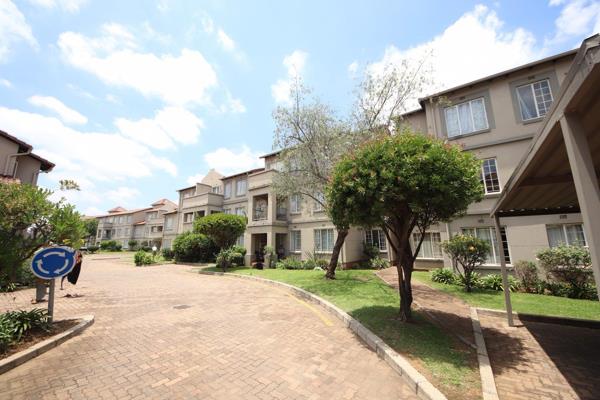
31;246;76;322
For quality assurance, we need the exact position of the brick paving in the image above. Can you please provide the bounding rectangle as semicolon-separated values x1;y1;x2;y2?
0;257;417;400
377;267;600;400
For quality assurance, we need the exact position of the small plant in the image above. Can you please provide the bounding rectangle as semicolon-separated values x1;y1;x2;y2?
514;260;539;293
128;240;138;250
537;245;594;299
100;240;120;251
263;245;276;268
431;268;457;284
479;274;520;292
276;258;304;270
134;250;154;266
216;248;233;271
363;243;381;261
441;235;490;292
87;245;99;254
0;309;50;353
161;248;174;261
115;244;122;252
370;257;390;270
230;245;247;266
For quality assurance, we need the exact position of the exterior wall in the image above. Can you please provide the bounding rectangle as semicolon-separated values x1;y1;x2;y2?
13;156;42;185
0;135;20;177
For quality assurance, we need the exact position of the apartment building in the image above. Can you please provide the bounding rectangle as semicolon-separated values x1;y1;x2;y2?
0;130;54;185
94;199;177;249
401;49;583;271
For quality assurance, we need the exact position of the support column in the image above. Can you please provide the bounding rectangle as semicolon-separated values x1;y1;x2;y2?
561;115;600;299
494;214;514;327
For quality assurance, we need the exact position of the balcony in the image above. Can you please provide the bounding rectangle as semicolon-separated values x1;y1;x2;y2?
276;207;287;221
253;209;267;221
252;194;268;221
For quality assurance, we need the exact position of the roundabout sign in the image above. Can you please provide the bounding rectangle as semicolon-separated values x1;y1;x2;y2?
31;247;76;279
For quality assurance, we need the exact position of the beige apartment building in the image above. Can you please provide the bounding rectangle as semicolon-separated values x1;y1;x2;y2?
0;130;54;185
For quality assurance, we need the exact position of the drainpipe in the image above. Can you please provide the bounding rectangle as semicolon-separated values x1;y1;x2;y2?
4;151;31;177
493;213;514;327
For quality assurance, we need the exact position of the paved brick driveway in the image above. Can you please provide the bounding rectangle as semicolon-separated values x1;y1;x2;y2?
0;257;416;400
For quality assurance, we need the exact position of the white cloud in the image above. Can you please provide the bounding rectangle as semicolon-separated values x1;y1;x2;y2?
0;106;177;186
58;26;218;106
28;95;88;125
368;5;539;104
156;0;171;13
83;206;103;216
0;78;12;88
115;106;204;150
186;173;205;186
28;0;88;13
106;187;141;204
218;91;246;114
271;50;308;104
67;83;97;100
547;0;600;46
217;28;236;52
0;1;38;61
203;146;264;175
347;61;359;77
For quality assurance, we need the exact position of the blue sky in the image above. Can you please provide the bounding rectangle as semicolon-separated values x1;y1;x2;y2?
1;0;599;215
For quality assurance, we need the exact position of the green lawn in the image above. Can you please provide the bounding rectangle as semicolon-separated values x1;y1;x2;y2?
204;267;480;399
413;271;600;321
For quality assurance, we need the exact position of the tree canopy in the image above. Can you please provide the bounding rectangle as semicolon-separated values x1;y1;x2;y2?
193;213;246;250
327;130;483;320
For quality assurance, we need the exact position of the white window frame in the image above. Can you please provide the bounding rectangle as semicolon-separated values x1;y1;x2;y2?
314;229;334;253
516;79;553;121
313;192;325;212
481;158;501;194
290;194;302;214
236;179;247;196
546;224;587;247
290;230;302;253
224;182;232;199
461;227;511;265
183;212;194;223
235;207;246;216
364;229;387;251
412;232;443;260
444;97;489;137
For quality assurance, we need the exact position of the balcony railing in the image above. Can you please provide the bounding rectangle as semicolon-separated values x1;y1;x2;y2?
276;207;287;221
253;209;267;221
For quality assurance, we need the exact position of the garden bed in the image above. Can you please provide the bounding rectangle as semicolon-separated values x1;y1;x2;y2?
202;266;481;400
1;319;78;361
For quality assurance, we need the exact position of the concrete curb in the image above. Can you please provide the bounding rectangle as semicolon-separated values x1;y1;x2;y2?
199;271;447;400
0;314;94;375
476;307;600;329
470;308;499;400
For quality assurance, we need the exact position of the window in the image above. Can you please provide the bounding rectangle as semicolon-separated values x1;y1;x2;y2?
365;229;387;251
183;212;194;223
444;97;489;137
165;217;174;230
235;207;246;216
314;229;334;252
125;228;130;236
224;182;232;198
127;215;132;223
290;194;302;214
290;230;302;252
212;185;221;194
183;191;193;199
148;211;158;220
224;209;232;214
546;224;587;247
412;232;442;259
462;227;511;265
236;235;244;247
481;158;501;194
236;179;247;196
313;192;325;211
516;79;553;121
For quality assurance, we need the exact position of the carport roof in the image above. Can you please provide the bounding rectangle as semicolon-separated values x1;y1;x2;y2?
492;35;600;217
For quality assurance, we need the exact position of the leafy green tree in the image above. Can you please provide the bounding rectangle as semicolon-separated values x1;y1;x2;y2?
0;183;86;281
327;131;483;321
193;213;246;250
441;235;490;292
172;232;218;262
83;218;98;245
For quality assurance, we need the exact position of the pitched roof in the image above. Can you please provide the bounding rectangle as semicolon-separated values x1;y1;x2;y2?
108;206;127;213
0;130;55;171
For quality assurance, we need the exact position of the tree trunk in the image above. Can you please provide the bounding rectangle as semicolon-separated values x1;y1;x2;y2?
325;228;348;279
397;257;415;322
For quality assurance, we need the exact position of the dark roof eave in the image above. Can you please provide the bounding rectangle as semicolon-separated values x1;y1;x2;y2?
222;168;265;180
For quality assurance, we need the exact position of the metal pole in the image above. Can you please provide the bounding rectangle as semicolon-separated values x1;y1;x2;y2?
48;279;55;323
493;214;514;327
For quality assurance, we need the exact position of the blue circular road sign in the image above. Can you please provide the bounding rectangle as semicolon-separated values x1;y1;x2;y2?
31;247;76;280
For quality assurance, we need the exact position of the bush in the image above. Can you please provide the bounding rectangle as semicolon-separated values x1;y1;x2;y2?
172;232;218;263
458;272;481;290
363;243;381;261
87;245;99;254
161;248;174;261
370;257;390;270
514;260;539;293
141;246;152;252
216;247;244;271
537;245;594;299
0;308;49;353
276;258;304;270
128;240;138;250
134;250;154;266
114;244;122;252
431;268;457;284
100;240;121;251
479;274;519;292
193;213;247;250
441;234;490;292
230;245;246;266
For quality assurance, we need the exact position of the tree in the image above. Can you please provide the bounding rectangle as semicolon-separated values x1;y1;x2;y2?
193;213;246;250
327;131;483;321
441;235;490;292
0;182;86;281
83;218;98;245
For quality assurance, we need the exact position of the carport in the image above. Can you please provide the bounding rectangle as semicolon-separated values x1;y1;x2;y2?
491;35;600;325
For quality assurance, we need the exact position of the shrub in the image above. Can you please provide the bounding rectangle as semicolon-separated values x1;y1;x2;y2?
141;246;152;252
263;245;276;268
370;257;390;270
134;250;154;266
276;258;304;270
0;308;49;352
230;245;246;266
100;240;120;251
128;240;138;250
161;248;174;261
363;243;381;261
431;268;457;284
537;245;594;299
172;232;218;263
441;235;490;292
87;245;99;254
114;244;122;252
193;213;246;250
216;247;244;271
479;274;519;292
514;260;539;293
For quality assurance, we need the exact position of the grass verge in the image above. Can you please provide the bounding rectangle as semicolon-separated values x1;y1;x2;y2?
413;271;600;321
204;267;480;399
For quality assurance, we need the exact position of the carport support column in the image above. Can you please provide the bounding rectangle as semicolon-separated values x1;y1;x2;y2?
561;114;600;299
494;214;514;327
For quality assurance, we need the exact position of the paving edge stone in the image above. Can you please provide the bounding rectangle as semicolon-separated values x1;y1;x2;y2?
470;307;499;400
476;307;600;329
0;314;94;375
199;270;447;400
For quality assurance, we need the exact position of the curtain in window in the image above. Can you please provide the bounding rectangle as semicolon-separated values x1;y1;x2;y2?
566;225;586;246
445;107;460;136
458;103;473;134
471;98;488;131
517;85;536;120
546;225;566;247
